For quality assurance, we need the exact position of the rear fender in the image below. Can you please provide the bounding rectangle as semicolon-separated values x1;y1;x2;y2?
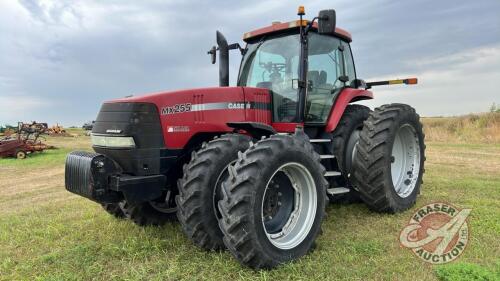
324;88;373;132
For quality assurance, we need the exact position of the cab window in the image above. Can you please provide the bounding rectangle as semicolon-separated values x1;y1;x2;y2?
341;41;357;87
305;34;343;123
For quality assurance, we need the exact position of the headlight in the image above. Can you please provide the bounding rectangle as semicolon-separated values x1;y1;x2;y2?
91;135;136;148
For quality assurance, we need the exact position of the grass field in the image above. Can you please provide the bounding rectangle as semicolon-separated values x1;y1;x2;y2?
0;115;499;280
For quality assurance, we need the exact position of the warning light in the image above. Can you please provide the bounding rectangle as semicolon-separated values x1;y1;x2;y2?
405;78;418;85
298;6;305;16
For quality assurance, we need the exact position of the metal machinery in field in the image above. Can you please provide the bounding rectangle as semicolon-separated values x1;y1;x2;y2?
0;122;50;159
65;7;425;269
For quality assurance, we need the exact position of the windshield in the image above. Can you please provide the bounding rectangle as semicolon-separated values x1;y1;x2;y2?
238;34;301;122
238;33;346;123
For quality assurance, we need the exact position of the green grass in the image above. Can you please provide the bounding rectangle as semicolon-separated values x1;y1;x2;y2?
434;262;500;281
0;148;69;168
0;133;499;280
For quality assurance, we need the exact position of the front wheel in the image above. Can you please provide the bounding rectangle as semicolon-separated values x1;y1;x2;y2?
101;202;126;219
124;191;178;226
352;103;425;213
176;134;251;251
218;132;327;269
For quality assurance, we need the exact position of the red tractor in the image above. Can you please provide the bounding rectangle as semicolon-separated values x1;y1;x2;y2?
65;7;425;269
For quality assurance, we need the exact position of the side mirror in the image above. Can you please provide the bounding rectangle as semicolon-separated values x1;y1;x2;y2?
208;46;217;64
318;9;336;35
352;78;367;89
339;75;349;83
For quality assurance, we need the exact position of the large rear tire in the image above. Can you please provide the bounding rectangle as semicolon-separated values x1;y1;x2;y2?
176;134;251;250
218;132;327;269
352;104;425;213
330;104;371;203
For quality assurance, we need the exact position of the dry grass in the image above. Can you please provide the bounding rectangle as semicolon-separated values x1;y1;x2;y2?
422;112;500;144
0;123;499;280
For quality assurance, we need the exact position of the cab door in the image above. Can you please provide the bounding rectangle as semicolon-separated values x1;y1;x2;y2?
305;34;353;124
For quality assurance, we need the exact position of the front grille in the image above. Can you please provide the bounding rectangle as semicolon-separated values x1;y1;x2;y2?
91;102;165;176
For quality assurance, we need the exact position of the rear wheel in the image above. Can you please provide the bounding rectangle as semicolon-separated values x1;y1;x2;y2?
352;104;425;213
176;134;251;250
218;133;327;269
330;104;371;203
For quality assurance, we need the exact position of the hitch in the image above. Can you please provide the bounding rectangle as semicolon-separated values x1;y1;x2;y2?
366;78;418;89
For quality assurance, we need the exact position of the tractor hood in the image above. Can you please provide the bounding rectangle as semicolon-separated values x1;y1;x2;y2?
102;86;271;149
109;86;247;108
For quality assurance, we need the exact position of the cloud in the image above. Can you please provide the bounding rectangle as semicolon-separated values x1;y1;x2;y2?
0;95;50;124
360;44;500;116
0;0;499;126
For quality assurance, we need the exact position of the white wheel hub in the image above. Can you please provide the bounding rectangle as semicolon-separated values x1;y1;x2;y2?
391;124;421;198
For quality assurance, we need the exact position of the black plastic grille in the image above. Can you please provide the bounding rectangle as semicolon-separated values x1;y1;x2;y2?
92;102;165;176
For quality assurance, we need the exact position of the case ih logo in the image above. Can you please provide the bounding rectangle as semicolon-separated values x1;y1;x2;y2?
228;102;251;109
399;202;471;264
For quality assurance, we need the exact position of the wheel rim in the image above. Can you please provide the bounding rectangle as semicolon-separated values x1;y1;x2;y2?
149;190;177;213
391;124;421;198
346;128;362;173
261;162;317;250
213;161;236;219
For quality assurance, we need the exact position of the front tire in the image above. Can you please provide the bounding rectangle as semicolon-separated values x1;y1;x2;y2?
176;134;251;250
101;202;126;219
352;104;425;213
125;192;178;226
218;133;327;269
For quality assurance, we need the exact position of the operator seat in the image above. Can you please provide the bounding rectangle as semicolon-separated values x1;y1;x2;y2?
306;70;335;122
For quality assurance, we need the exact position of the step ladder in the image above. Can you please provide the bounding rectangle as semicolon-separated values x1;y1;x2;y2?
310;138;350;196
327;187;350;195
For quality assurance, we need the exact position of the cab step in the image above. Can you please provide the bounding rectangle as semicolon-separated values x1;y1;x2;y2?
310;139;331;143
324;171;342;177
327;187;350;195
320;154;335;159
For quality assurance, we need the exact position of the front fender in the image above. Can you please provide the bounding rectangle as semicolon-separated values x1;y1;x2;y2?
324;88;373;132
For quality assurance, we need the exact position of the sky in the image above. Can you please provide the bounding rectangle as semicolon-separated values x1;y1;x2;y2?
0;0;499;126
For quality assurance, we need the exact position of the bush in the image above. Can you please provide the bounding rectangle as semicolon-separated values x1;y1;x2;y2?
422;112;500;143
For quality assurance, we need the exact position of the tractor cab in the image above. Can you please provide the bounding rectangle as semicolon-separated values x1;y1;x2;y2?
238;24;355;124
211;7;358;125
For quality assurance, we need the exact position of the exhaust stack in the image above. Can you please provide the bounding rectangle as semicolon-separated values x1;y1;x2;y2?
216;31;229;87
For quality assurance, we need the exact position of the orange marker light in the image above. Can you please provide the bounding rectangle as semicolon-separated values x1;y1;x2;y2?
298;6;305;16
405;78;418;85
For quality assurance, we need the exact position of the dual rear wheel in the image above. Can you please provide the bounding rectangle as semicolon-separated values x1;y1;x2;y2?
352;103;425;212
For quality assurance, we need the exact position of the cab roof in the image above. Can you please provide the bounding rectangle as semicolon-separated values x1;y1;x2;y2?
243;20;352;43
